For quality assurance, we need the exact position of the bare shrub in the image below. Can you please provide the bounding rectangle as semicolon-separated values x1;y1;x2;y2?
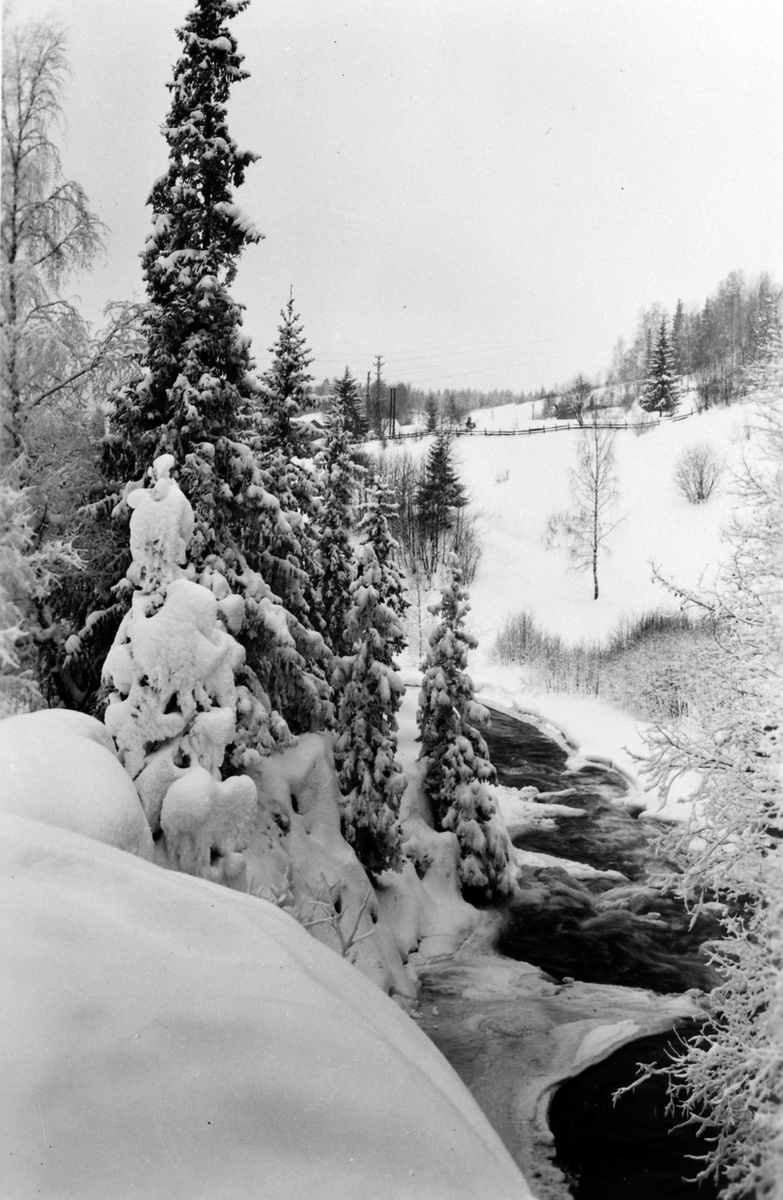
495;607;711;720
631;411;659;436
451;507;482;585
674;442;723;503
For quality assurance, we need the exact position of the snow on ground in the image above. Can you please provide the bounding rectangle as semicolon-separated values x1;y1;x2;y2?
388;400;753;817
0;709;154;858
2;397;749;1198
0;813;531;1200
385;399;748;650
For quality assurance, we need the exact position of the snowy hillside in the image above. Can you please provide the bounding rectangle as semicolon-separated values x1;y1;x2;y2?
389;400;749;657
384;399;754;817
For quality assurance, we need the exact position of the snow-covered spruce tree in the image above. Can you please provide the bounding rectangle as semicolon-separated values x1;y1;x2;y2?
93;0;330;736
315;389;359;658
103;453;261;886
334;366;369;440
253;293;325;640
638;332;783;1196
331;505;408;879
417;555;514;899
416;428;468;577
259;292;314;452
641;317;680;413
357;478;409;663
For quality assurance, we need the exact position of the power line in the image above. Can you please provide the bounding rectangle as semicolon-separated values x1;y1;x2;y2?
309;332;604;368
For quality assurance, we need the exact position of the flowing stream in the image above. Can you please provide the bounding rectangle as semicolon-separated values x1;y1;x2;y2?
416;705;723;1200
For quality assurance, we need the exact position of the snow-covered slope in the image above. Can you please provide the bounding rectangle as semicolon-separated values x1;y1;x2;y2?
388;400;749;651
1;812;532;1200
387;400;753;814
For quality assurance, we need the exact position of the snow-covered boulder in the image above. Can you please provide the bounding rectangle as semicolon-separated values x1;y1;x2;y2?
0;813;532;1200
0;711;153;859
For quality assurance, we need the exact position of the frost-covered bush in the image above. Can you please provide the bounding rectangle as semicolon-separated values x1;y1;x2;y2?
103;455;260;884
674;441;723;503
0;469;82;714
494;607;709;720
418;555;515;899
638;337;783;1196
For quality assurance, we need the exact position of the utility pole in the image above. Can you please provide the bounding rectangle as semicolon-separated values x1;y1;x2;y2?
366;371;371;434
389;386;397;438
373;354;384;437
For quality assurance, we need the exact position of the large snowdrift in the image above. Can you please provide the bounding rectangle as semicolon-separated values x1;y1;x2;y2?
1;813;532;1200
0;709;153;859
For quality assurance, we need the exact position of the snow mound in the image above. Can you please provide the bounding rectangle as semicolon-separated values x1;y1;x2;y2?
0;814;531;1200
246;732;417;997
0;711;153;859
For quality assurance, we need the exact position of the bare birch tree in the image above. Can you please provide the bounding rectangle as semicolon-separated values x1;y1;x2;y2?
1;18;105;468
548;416;620;599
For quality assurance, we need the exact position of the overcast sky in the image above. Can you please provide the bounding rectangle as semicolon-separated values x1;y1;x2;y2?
8;0;783;392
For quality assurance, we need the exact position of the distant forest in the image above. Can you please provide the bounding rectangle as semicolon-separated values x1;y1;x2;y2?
312;269;780;431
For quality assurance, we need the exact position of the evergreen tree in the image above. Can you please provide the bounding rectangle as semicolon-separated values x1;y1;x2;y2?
332;536;407;880
102;452;260;882
259;292;313;451
334;366;368;439
253;293;325;644
316;390;358;658
416;428;468;574
641;318;680;413
424;392;439;433
417;555;514;898
107;0;261;546
671;299;686;377
91;0;330;736
357;479;409;662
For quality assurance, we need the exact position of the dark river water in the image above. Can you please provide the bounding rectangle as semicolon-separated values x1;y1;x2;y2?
549;1024;722;1200
480;707;725;1200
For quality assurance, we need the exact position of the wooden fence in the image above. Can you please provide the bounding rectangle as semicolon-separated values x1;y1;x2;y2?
383;409;698;441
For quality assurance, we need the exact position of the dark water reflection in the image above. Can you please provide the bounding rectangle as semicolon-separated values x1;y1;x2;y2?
549;1025;724;1200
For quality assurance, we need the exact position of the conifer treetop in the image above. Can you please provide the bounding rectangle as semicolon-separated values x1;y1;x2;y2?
641;317;680;414
146;0;261;299
260;293;314;446
334;367;368;439
111;0;264;511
